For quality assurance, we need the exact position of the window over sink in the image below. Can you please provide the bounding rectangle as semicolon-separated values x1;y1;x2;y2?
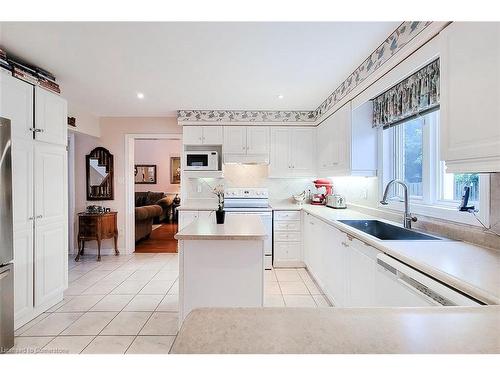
381;109;489;226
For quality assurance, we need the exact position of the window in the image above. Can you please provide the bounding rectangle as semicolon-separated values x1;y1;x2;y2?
381;110;489;225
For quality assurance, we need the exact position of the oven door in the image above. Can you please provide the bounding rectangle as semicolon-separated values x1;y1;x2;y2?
225;211;273;270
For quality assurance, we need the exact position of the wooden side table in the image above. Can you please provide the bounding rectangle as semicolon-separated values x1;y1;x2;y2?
76;212;119;262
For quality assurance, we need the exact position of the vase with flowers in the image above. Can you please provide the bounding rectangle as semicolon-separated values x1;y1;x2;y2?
213;184;225;224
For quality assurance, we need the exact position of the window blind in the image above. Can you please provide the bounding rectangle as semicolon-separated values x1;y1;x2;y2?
372;59;440;129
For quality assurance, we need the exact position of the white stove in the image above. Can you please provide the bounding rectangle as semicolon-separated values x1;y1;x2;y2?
224;188;273;269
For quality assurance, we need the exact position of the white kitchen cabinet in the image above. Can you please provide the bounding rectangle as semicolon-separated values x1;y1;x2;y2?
1;73;68;329
223;126;247;153
246;126;269;154
273;210;303;267
34;86;67;146
11;138;34;324
316;101;377;176
322;222;349;307
223;126;269;163
183;126;223;145
0;70;33;140
344;237;378;307
269;127;316;177
440;22;500;172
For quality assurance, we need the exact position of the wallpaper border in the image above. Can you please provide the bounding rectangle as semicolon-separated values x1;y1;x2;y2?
177;21;432;124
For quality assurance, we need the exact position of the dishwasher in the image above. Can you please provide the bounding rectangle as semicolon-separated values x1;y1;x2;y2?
375;253;483;307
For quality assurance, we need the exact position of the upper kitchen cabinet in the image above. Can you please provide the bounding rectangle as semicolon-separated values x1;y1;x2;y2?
317;101;377;177
0;71;33;141
223;126;270;163
440;22;500;172
34;86;67;146
183;126;223;145
269;127;316;177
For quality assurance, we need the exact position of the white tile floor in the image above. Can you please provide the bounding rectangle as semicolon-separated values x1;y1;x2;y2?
10;252;330;354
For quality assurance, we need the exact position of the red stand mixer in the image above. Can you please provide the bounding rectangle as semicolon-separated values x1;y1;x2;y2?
311;179;333;205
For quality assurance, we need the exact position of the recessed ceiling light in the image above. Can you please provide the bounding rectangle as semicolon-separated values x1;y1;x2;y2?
137;92;145;99
277;94;284;99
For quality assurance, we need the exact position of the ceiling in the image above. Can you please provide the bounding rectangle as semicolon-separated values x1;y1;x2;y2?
0;22;399;117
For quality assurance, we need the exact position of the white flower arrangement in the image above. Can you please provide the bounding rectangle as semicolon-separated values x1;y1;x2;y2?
212;184;225;211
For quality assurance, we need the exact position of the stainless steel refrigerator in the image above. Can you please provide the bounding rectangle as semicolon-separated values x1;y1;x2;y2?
0;117;14;353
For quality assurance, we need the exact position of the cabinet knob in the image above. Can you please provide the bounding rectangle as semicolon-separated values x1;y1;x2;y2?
341;241;349;247
28;216;34;221
36;215;43;219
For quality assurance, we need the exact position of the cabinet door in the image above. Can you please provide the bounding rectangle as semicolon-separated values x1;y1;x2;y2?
34;87;67;146
223;126;247;154
179;211;199;230
183;126;203;145
274;242;301;263
345;238;376;307
246;126;269;154
269;127;291;177
330;103;351;173
317;120;333;171
202;126;223;145
290;128;315;176
34;144;68;306
11;139;35;325
321;222;348;307
440;22;500;172
0;71;33;141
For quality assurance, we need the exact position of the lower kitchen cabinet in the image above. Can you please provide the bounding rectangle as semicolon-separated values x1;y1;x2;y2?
273;210;303;267
303;211;399;307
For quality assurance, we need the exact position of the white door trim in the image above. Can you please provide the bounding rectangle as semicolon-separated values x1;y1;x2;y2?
124;133;182;254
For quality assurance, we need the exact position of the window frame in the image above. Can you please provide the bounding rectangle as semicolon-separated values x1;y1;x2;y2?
378;110;490;227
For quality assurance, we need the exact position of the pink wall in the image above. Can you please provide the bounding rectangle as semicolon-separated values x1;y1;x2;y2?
134;139;181;194
72;117;182;253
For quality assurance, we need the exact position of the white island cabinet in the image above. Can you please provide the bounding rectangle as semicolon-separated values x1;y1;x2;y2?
175;214;267;322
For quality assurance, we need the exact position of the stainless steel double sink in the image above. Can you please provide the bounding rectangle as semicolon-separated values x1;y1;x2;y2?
338;220;442;241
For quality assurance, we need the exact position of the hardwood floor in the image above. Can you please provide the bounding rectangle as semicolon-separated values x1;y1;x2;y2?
135;223;178;253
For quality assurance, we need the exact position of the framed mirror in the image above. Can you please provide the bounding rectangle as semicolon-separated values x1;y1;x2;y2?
135;164;157;184
86;147;114;200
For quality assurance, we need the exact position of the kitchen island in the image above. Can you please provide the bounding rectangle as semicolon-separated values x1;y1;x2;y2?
174;214;267;322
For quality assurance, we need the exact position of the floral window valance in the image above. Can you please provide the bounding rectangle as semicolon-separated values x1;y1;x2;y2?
372;59;440;128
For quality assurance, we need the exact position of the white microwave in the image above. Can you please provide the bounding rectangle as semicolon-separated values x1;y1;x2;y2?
184;150;219;170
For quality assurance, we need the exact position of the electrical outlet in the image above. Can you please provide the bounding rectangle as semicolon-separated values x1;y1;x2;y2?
361;189;368;200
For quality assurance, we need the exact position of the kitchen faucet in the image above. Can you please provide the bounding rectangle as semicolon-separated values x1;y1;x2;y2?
380;179;417;229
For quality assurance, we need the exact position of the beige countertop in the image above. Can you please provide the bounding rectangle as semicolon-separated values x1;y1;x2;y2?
174;214;267;240
171;306;500;354
177;199;218;211
177;200;500;304
300;205;500;305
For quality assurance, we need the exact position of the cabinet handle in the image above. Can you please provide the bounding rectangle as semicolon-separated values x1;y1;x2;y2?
36;215;43;219
28;216;34;221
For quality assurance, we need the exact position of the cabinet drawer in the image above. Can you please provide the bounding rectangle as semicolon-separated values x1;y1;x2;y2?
274;211;301;221
274;242;301;260
274;221;301;231
274;231;301;242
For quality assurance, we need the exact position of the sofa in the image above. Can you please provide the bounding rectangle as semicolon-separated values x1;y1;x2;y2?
135;191;174;223
135;205;162;243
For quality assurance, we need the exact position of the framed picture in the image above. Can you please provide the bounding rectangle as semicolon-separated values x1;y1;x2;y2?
135;164;157;184
170;157;181;184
